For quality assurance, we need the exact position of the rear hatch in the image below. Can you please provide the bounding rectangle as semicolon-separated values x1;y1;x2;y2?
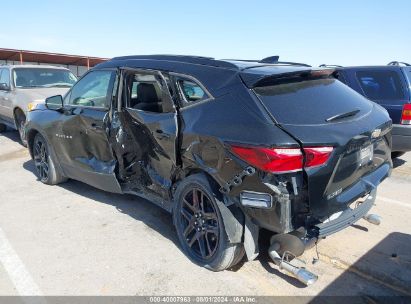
244;70;392;218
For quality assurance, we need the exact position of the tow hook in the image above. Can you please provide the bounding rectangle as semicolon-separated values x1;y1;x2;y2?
268;234;318;286
363;213;381;225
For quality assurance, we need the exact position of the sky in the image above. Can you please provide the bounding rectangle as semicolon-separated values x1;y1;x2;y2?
1;0;410;66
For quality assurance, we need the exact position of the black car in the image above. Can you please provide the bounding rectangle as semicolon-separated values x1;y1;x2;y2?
321;62;411;158
25;55;392;285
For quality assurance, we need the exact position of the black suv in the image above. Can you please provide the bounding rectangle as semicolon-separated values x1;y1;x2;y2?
322;62;411;158
25;55;392;285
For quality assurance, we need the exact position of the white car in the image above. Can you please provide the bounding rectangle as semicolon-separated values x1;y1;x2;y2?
0;65;77;145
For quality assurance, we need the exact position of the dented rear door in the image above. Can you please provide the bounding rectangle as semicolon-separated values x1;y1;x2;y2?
110;69;179;204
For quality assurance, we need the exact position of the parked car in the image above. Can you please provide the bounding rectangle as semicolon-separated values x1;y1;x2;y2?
0;65;77;145
25;55;392;285
320;61;411;158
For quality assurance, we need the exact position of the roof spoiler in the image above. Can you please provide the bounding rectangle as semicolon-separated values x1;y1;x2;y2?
250;68;336;88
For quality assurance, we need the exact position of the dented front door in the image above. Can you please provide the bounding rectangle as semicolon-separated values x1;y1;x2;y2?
54;69;122;193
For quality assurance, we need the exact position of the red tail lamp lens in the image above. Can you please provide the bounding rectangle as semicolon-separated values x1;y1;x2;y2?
230;145;333;173
401;103;411;125
304;147;334;168
230;146;303;173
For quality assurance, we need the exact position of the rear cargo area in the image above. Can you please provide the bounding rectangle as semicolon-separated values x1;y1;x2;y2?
252;76;392;221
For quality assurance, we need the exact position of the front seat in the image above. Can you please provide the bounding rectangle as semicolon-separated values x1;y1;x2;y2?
134;83;162;112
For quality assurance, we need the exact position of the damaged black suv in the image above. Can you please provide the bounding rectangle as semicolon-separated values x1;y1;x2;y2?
25;55;392;285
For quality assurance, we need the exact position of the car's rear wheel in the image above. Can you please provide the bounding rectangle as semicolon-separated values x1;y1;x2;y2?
33;133;67;185
391;152;405;159
15;110;27;147
0;123;6;133
173;174;244;271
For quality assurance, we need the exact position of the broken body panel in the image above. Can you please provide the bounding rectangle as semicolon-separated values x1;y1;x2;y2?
26;57;392;261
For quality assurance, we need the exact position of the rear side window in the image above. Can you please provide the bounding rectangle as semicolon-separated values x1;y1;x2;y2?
356;70;405;101
176;78;210;105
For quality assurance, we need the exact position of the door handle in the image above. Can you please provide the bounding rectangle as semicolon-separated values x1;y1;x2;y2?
155;129;170;139
90;123;103;130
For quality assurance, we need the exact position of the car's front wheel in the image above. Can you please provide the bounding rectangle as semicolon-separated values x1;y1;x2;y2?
33;133;67;185
15;110;27;147
173;174;244;271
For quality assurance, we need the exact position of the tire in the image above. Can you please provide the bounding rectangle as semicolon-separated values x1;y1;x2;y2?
173;173;243;271
33;133;67;185
15;110;27;147
391;152;405;159
228;244;245;268
0;123;6;133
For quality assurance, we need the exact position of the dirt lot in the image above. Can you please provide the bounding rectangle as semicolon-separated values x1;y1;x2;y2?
0;130;410;298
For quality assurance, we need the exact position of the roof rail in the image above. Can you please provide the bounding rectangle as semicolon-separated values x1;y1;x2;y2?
259;56;311;67
319;64;343;68
277;61;311;67
111;54;239;69
387;61;411;66
223;56;311;67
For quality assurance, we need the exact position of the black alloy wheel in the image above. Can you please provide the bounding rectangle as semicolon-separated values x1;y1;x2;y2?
173;174;244;271
179;187;220;261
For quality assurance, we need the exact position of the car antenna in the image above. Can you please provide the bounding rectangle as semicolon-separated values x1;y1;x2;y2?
259;56;280;64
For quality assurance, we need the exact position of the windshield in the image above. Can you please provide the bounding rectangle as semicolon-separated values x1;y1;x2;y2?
13;68;77;88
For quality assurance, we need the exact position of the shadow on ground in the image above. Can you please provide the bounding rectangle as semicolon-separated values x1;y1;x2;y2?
21;158;411;299
392;157;406;168
22;159;179;249
311;232;411;302
0;129;21;143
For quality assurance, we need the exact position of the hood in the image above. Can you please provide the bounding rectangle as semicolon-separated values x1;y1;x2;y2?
17;87;70;103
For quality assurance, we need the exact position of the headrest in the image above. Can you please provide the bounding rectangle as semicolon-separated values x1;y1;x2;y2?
137;83;160;104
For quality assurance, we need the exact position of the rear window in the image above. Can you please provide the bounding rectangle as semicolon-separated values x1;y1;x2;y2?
356;70;405;101
253;78;373;125
404;67;411;87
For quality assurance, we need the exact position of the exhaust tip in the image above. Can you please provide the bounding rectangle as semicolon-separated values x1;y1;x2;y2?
295;268;318;286
363;214;381;225
269;242;318;286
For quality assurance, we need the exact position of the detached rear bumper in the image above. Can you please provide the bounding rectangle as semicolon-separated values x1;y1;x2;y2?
312;162;391;238
392;124;411;152
315;189;376;237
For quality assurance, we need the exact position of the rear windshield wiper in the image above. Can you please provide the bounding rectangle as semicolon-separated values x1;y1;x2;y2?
326;109;360;122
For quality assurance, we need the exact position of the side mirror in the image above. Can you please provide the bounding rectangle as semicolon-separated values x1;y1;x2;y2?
0;83;10;91
45;95;63;111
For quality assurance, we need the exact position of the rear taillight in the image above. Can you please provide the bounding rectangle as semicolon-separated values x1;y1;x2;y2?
230;145;333;173
401;104;411;124
304;147;334;168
